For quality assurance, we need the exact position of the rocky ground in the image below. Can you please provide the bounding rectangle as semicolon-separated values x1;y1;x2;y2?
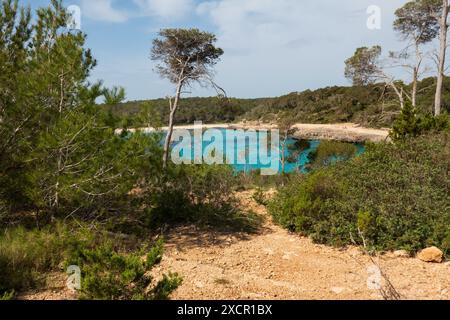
22;191;449;300
152;191;449;300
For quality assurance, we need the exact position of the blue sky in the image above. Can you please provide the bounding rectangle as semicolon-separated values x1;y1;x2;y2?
22;0;419;101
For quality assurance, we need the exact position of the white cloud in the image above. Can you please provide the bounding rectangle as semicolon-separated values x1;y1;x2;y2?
81;0;415;99
80;0;128;23
197;0;406;51
133;0;194;20
193;0;409;97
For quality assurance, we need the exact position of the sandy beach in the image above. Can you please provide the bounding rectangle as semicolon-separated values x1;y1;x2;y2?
119;122;390;143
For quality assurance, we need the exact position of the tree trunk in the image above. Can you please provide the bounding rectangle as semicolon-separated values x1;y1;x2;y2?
434;0;449;116
281;130;288;174
162;81;183;169
390;82;405;109
412;68;418;108
412;43;421;108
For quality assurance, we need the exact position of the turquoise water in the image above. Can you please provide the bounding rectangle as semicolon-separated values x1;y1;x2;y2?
169;128;364;174
232;137;321;174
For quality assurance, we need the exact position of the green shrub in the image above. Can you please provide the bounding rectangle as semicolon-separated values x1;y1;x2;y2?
0;224;71;293
307;140;359;169
66;237;181;300
357;210;375;235
270;132;450;256
146;164;257;232
0;290;15;300
0;200;6;225
253;188;268;206
390;102;450;141
269;171;350;244
235;169;295;190
0;224;181;299
146;238;164;266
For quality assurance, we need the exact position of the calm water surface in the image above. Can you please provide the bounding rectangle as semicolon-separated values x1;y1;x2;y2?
169;128;364;174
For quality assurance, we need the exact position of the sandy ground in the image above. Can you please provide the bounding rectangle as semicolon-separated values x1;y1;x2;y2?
19;273;77;300
21;191;449;300
117;122;390;143
290;123;389;142
152;191;449;300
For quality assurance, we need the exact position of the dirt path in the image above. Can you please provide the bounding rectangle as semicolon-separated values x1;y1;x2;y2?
153;191;449;300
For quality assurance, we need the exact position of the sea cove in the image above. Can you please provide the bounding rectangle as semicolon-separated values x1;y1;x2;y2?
169;128;365;174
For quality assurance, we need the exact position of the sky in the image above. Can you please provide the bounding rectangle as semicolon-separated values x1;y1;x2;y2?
22;0;419;101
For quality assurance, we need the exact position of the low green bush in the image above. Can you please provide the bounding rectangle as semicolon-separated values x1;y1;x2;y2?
146;164;258;232
390;102;450;141
0;224;71;293
235;170;293;190
0;291;15;300
269;132;450;256
253;188;268;206
307;140;359;169
66;238;182;300
0;201;6;226
0;223;181;299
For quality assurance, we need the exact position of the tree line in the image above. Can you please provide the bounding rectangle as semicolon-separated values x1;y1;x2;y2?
345;0;449;115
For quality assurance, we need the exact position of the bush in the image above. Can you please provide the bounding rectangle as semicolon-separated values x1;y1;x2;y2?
253;188;268;206
390;102;450;141
66;238;182;300
235;169;295;190
0;201;6;225
0;224;71;293
146;164;257;231
269;132;450;255
0;291;15;300
307;140;359;169
0;223;181;299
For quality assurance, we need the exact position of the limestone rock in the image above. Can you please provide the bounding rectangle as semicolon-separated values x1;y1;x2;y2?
393;250;410;258
417;247;443;263
331;287;345;294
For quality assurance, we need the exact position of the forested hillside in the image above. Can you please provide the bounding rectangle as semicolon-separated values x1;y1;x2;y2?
100;97;265;128
101;77;450;128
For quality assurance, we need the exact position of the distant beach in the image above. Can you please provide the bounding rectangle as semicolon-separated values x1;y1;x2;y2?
119;122;390;143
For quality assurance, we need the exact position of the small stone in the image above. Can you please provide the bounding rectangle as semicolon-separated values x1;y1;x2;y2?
347;247;362;257
331;287;344;294
393;250;410;258
417;247;444;263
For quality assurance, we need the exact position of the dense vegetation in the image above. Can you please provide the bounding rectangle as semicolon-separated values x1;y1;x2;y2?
269;132;450;256
100;96;264;129
1;0;449;301
0;0;252;299
0;224;182;300
307;141;359;169
102;77;450;129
